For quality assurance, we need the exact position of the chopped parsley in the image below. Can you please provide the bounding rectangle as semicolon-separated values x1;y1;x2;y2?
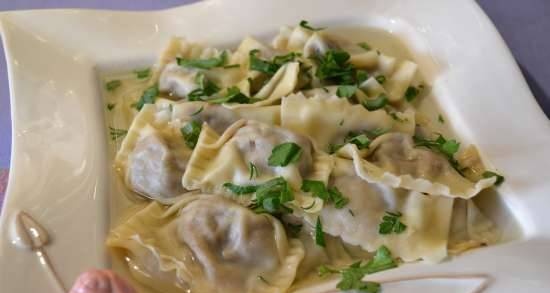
299;20;325;31
404;85;420;101
390;112;407;123
268;142;302;167
188;73;220;101
379;211;407;235
225;177;294;215
375;75;386;84
249;50;298;75
362;93;388;111
190;106;204;116
318;246;397;293
109;127;127;141
329;129;387;153
106;103;116;111
134;84;159;110
257;275;270;284
251;177;294;215
180;120;202;149
223;64;240;69
177;51;228;69
482;171;505;186
301;180;349;208
314;49;356;85
105;80;121;92
223;182;258;195
336;85;357;98
249;162;259;180
413;134;462;172
134;68;150;79
346;133;371;149
206;86;251;104
438;114;445;123
358;42;372;51
315;216;326;247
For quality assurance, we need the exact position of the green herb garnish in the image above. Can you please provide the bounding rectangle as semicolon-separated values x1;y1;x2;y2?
249;50;298;76
105;80;121;92
177;51;228;69
109;127;127;141
252;177;294;215
413;134;462;172
362;93;388;111
206;86;251;104
315;216;326;247
318;246;396;293
257;275;270;284
358;42;371;51
134;84;159;110
268;142;302;167
223;64;240;69
299;20;325;31
404;85;420;101
336;85;357;98
301;180;348;208
187;73;220;101
223;182;258;195
134;68;150;79
190;106;204;116
346;133;371;149
482;171;505;186
375;75;386;84
314;49;356;85
438;114;445;123
106;103;116;111
379;211;407;235
249;162;259;180
180;120;202;149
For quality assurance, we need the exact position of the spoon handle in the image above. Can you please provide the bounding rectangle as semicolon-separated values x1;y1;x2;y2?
36;248;67;293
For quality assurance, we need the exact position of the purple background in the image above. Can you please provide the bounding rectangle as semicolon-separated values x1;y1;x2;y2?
0;0;549;199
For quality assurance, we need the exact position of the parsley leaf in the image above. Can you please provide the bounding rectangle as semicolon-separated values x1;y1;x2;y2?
358;42;372;51
134;68;150;79
252;177;294;215
249;162;259;180
362;93;388;111
109;127;127;141
482;171;505;186
413;134;462;172
315;216;326;247
438;114;445;123
346;133;371;149
134;84;159;110
180;120;202;149
187;73;220;101
190;106;204;116
268;142;302;167
318;246;397;293
363;246;398;274
314;50;356;85
375;75;386;84
223;182;258;195
223;64;240;69
336;85;357;98
379;211;407;235
249;50;298;75
299;20;325;31
105;80;121;92
206;86;251;104
404;85;420;101
301;180;349;208
106;103;116;111
177;51;228;69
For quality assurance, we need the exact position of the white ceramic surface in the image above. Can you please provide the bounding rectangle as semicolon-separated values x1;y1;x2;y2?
1;0;549;292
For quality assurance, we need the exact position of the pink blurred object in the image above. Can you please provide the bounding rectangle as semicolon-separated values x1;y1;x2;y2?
69;269;136;293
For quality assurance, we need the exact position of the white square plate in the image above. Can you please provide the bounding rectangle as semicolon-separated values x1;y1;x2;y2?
1;0;550;292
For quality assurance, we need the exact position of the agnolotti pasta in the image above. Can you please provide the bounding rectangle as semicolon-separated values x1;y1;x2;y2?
104;20;505;293
107;195;304;293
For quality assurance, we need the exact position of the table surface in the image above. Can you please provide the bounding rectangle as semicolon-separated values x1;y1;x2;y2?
1;0;549;203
